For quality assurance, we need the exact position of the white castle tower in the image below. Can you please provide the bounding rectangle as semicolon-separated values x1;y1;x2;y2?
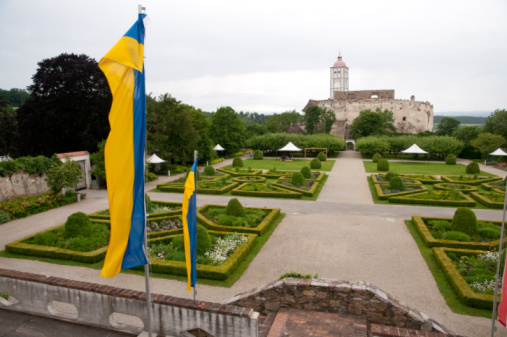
330;53;349;98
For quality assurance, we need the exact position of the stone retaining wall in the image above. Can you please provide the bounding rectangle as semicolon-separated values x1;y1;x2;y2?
0;269;258;337
0;172;50;201
223;277;448;334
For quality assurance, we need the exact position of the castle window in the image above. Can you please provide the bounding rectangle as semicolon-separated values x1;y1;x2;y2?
403;116;406;121
348;94;356;99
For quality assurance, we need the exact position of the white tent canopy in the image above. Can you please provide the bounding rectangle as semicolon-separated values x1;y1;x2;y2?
146;154;166;164
401;144;428;154
489;148;507;156
278;141;301;152
213;144;225;151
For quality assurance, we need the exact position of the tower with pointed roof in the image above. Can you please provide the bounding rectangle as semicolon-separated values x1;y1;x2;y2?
330;53;349;98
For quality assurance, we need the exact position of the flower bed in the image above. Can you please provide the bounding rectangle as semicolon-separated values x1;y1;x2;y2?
374;184;427;200
197;204;280;235
481;180;506;191
146;231;258;281
399;174;442;184
470;192;505;209
231;182;302;199
441;175;502;186
272;179;320;197
260;170;298;179
232;176;266;183
433;183;478;194
433;247;500;309
388;190;476;207
0;192;77;220
216;168;262;177
411;216;506;250
371;174;421;185
146;215;183;239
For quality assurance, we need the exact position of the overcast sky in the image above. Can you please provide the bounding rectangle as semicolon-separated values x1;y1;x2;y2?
1;0;506;115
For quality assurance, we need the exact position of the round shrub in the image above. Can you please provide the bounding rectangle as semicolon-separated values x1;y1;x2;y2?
389;177;405;191
377;159;389;172
372;153;382;163
232;157;243;168
203;165;216;176
292;172;305;186
65;212;93;238
451;207;478;236
65;189;77;199
300;166;312;179
478;227;500;240
442;231;471;242
0;210;11;224
226;198;244;217
466;161;480;174
253;150;263;160
310;158;321;169
428;220;452;232
445;154;456;165
384;171;397;181
196;224;212;254
317;152;326;162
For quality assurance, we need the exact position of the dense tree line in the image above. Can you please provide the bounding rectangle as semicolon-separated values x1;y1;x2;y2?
0;88;29;107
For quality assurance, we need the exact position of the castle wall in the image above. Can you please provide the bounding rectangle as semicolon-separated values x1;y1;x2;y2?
333;89;394;100
310;97;433;139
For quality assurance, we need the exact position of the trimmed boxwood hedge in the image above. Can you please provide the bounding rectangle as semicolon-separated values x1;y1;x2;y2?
197;204;280;236
412;216;506;250
232;176;267;183
157;181;240;195
433;247;499;309
370;174;422;185
481;181;506;191
441;175;502;186
231;182;302;199
374;184;427;200
470;192;505;209
216;168;262;177
146;231;258;281
388;191;476;207
5;223;109;263
272;180;320;197
433;183;478;194
88;201;183;220
399;174;442;184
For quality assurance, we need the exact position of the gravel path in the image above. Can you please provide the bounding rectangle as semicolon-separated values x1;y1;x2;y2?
1;152;507;337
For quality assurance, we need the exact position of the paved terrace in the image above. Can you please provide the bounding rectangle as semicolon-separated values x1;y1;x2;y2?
1;152;507;336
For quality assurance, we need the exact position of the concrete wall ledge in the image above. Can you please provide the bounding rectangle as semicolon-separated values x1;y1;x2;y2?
0;268;258;337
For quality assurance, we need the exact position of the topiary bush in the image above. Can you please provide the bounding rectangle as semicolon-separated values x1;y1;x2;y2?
466;161;480;174
310;158;321;169
0;210;11;224
203;165;216;176
317;152;326;162
300;166;312;179
389;176;405;191
384;171;398;181
445;154;456;165
292;172;305;186
64;189;77;200
253;150;263;160
442;231;471;242
451;207;478;236
196;223;212;254
233;157;244;168
226;198;244;217
65;212;93;238
377;159;389;172
372;153;382;163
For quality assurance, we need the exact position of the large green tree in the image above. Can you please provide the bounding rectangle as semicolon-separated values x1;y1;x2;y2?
436;117;460;136
209;106;245;154
349;108;396;139
453;125;481;159
15;53;112;157
484;109;507;140
302;106;336;135
264;110;301;133
471;132;506;158
0;100;17;156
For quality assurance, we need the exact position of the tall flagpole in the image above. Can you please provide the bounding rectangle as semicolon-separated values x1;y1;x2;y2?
138;5;153;337
491;181;507;337
193;150;198;302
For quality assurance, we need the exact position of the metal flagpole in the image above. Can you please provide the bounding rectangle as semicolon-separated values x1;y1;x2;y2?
193;150;198;302
491;181;507;337
138;4;153;337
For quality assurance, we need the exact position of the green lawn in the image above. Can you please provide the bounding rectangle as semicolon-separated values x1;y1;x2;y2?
222;158;335;172
363;161;495;176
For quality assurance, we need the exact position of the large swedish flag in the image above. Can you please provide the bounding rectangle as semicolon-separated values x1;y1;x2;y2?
99;13;148;278
182;159;198;292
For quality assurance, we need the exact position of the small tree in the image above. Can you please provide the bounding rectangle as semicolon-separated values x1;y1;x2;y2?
466;161;480;174
377;158;389;172
372;153;382;163
317;152;326;161
445;154;456;165
203;165;216;176
226;198;244;217
45;159;82;194
301;166;312;179
232;157;244;168
253;150;263;160
292;172;305;186
451;207;477;236
310;158;321;169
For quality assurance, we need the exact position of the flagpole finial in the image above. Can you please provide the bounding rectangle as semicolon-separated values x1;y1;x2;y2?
138;4;146;14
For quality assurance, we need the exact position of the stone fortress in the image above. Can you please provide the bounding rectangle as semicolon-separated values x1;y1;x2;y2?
304;54;434;138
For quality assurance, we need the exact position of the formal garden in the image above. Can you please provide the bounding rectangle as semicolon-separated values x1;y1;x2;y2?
4;197;283;286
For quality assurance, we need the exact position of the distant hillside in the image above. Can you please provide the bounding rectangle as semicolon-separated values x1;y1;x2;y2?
434;116;487;124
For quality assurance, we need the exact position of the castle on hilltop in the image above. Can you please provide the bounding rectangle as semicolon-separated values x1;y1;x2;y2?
304;54;433;139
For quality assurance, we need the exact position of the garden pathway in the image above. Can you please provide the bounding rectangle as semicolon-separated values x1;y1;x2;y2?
1;153;507;337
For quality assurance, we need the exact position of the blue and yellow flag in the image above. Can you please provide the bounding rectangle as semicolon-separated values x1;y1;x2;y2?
182;159;198;292
99;13;148;278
